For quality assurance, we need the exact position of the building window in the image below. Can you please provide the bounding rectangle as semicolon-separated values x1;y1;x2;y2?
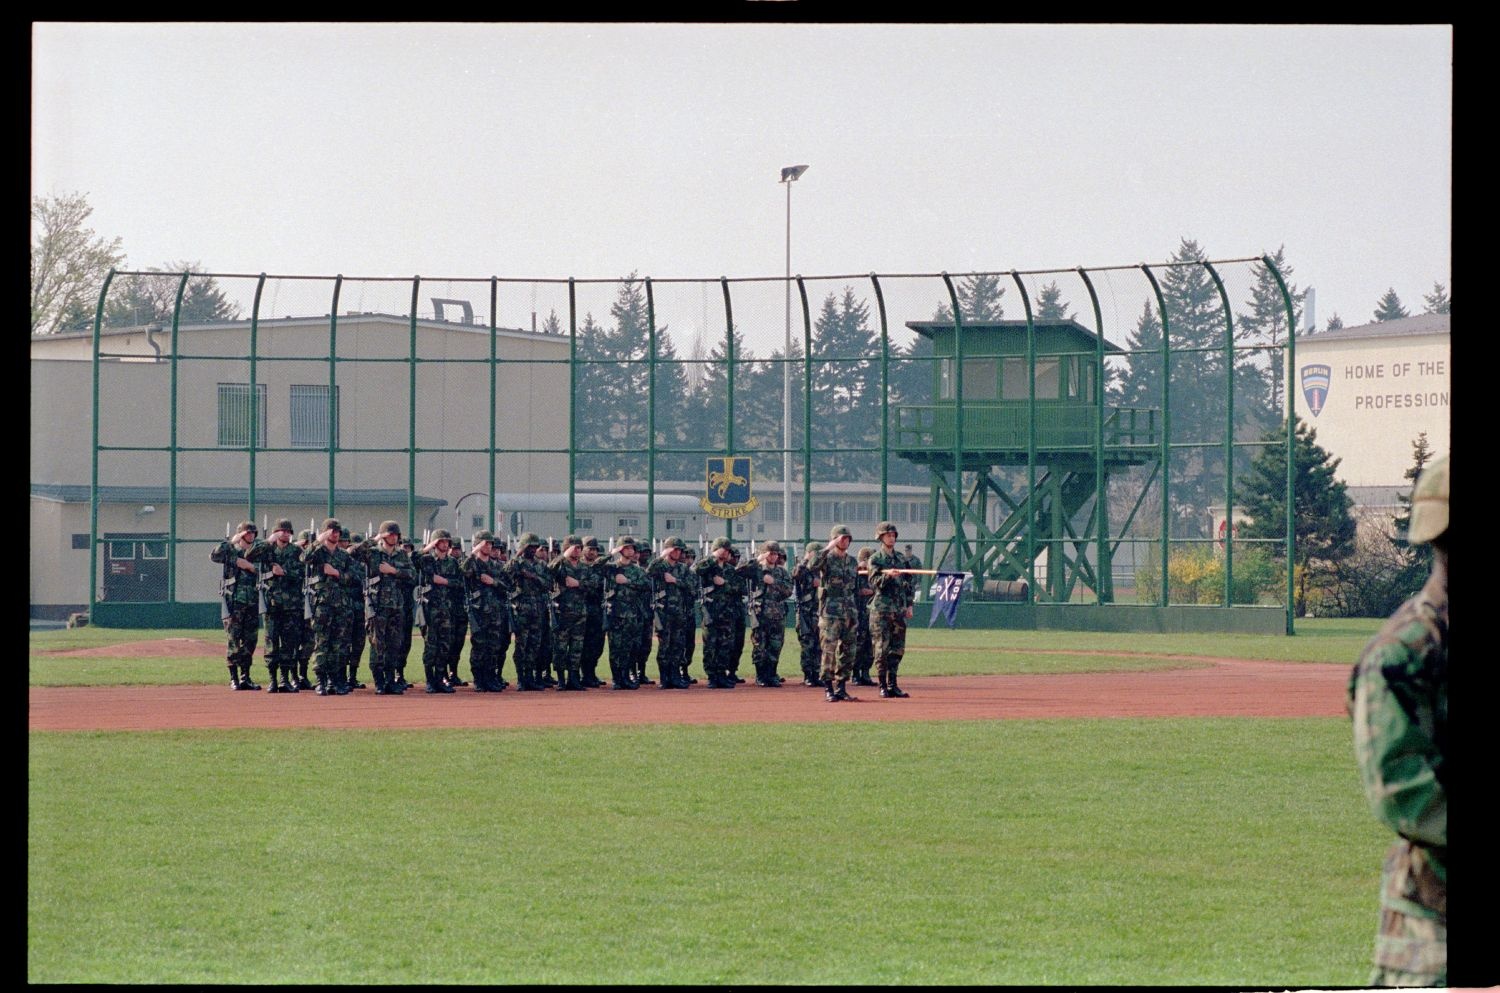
761;501;783;523
617;517;640;529
217;383;268;448
71;533;90;550
1036;358;1061;398
939;358;954;400
664;518;686;531
813;500;834;522
574;517;593;531
290;384;339;448
471;514;486;528
962;357;998;401
911;502;929;523
140;540;167;559
848;501;875;523
108;540;134;560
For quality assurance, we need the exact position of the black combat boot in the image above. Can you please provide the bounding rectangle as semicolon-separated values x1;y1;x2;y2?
887;670;908;698
331;669;351;695
710;671;735;689
824;677;839;702
854;667;877;687
280;667;298;692
346;662;365;690
314;674;331;696
836;679;856;701
228;665;242;691
297;662;313;691
753;663;773;688
879;669;892;698
374;666;395;695
266;665;282;693
802;671;822;687
448;663;468;688
238;665;261;691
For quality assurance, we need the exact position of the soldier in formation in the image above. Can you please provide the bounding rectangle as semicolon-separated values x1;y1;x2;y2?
210;520;263;691
412;529;461;694
791;541;823;687
445;539;470;687
395;538;419;690
1348;454;1448;988
602;536;651;690
294;529;317;689
578;537;609;688
256;519;306;693
807;524;861;702
865;521;919;698
342;529;370;690
725;545;749;684
462;529;509;692
852;546;877;687
694;536;740;689
648;536;694;689
300;517;356;695
358;521;416;695
506;533;554;691
549;535;592;691
742;539;793;687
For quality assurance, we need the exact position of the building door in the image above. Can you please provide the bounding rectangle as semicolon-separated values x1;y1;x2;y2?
103;533;169;602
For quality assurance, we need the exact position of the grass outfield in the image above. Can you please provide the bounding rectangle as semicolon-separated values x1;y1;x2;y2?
29;718;1381;984
28;618;1379;687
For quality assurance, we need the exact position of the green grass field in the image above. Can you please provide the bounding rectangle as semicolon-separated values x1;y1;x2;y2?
30;621;1385;984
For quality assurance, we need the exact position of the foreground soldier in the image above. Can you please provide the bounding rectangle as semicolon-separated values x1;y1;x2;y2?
254;519;306;693
791;541;823;686
725;545;748;683
210;520;263;691
506;533;553;691
867;521;919;698
1348;454;1448;987
578;537;608;688
852;546;877;686
395;539;419;690
294;529;317;689
808;524;860;702
695;537;739;689
413;530;460;693
549;535;593;691
301;518;355;695
603;536;651;689
647;537;693;688
462;530;508;692
360;521;416;695
342;529;370;690
742;540;793;687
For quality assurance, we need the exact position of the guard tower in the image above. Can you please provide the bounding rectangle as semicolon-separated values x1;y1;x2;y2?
893;319;1159;603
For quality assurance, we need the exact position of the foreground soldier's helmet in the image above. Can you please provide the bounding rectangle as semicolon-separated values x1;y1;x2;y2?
298;529;314;543
761;540;782;555
472;529;495;545
237;520;258;535
583;536;600;550
711;536;733;551
320;517;341;533
430;528;452;543
663;536;686;550
876;521;898;537
1408;454;1449;544
562;534;583;550
518;532;542;549
378;520;401;536
616;535;637;549
829;524;852;540
274;518;295;533
349;532;365;544
804;541;823;556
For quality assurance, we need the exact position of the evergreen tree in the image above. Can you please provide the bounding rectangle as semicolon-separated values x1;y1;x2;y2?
539;309;563;335
932;273;1006;322
1323;313;1344;333
1033;280;1073;321
809;287;880;480
1373;287;1409;322
1115;299;1163;411
1238;245;1305;416
104;262;241;326
1239;415;1357;616
1392;431;1435;570
1422;281;1451;315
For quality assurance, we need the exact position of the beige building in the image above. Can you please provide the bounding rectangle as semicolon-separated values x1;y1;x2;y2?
31;314;569;619
1292;313;1449;489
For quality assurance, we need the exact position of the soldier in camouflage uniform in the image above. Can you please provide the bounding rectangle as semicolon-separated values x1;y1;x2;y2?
250;519;306;693
647;536;693;689
681;546;701;685
462;530;509;693
1348;454;1448;988
867;521;919;698
300;518;355;695
548;535;592;691
210;520;263;691
741;540;793;687
852;546;877;686
358;521;417;695
726;545;749;684
578;537;609;688
506;533;554;691
791;541;824;687
342;530;370;690
445;539;470;687
412;529;460;694
694;537;740;689
808;524;861;702
602;536;651;690
294;529;317;689
395;538;419;690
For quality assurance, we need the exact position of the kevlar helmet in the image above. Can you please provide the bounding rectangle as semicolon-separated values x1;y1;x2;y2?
273;518;295;534
829;525;852;541
378;520;401;536
518;532;542;550
429;528;452;543
298;529;314;543
583;536;601;550
760;540;782;556
876;521;898;537
663;536;686;551
472;529;495;545
562;534;583;550
236;520;258;535
804;541;823;557
711;536;733;551
320;517;341;533
615;535;637;549
1408;454;1449;544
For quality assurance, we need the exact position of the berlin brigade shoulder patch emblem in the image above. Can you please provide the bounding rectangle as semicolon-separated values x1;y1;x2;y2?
1300;363;1331;417
702;456;758;520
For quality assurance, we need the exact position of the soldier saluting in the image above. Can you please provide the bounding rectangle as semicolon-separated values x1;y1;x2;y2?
254;519;307;694
358;521;417;695
741;540;794;687
210;520;264;691
412;529;461;694
865;521;919;698
300;518;356;696
807;524;861;702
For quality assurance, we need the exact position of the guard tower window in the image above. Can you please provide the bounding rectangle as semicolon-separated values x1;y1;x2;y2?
1002;358;1026;399
1036;358;1061;398
962;358;998;401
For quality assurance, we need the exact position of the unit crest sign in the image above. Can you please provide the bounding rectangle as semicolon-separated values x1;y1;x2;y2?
702;456;758;519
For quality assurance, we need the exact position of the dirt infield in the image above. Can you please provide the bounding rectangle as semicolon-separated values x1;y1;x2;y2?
28;657;1350;732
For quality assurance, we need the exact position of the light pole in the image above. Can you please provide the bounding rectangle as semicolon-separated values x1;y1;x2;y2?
780;164;808;542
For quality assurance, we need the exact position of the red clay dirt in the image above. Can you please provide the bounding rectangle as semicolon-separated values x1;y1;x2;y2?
29;657;1350;732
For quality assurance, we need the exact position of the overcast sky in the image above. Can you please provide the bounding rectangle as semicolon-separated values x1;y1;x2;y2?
32;22;1451;334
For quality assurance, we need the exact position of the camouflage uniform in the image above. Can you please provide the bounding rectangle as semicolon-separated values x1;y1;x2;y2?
210;522;263;690
343;532;370;690
445;543;470;687
549;536;592;691
809;526;861;701
741;541;793;687
647;539;693;688
868;523;920;698
603;538;651;689
852;547;876;686
294;530;317;689
694;537;740;689
413;531;463;693
395;541;419;689
462;531;508;692
578;538;608;687
249;520;306;692
1348;455;1448;988
726;548;749;683
360;523;417;695
791;542;823;686
506;534;554;691
301;519;356;695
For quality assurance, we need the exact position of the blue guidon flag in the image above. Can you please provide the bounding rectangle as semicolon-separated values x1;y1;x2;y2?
1300;364;1331;417
700;456;759;520
929;571;968;628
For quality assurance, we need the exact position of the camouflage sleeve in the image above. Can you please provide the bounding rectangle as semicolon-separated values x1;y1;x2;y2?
1349;619;1447;849
209;540;235;564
